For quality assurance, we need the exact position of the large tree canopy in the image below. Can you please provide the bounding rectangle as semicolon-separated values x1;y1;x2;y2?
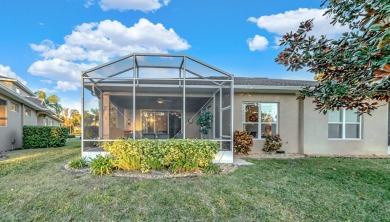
276;0;389;114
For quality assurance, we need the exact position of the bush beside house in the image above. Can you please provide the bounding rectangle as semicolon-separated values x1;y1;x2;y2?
23;126;68;148
102;139;219;174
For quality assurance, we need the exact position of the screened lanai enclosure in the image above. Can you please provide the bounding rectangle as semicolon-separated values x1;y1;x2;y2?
82;54;234;163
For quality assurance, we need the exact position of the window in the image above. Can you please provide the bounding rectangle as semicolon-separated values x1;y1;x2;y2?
16;88;20;94
242;103;278;139
0;99;7;126
10;102;19;113
25;109;31;116
328;109;361;139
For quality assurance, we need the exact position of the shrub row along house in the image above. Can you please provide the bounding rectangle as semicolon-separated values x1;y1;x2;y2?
0;75;62;152
81;54;389;163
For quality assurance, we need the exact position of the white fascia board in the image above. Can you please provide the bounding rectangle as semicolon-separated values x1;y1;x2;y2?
234;85;304;92
0;84;50;112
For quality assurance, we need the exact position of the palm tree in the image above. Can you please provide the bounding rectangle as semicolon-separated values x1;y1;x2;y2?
35;90;63;116
61;108;81;134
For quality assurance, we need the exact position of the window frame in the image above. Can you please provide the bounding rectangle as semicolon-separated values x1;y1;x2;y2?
242;102;279;140
25;108;31;116
328;108;362;140
0;98;7;127
10;102;19;113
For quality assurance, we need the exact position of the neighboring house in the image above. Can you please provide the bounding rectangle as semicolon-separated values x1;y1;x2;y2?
79;53;389;163
0;75;62;152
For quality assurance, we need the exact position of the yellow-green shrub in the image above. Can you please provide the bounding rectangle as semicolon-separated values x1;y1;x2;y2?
102;139;219;173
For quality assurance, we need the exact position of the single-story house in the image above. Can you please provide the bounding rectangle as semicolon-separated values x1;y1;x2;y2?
81;54;389;163
0;75;62;152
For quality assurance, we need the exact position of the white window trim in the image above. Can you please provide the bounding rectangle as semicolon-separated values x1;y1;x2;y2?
25;109;31;116
10;102;19;113
242;102;279;140
328;108;362;140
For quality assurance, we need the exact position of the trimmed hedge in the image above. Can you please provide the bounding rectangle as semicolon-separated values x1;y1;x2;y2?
23;126;68;148
102;139;219;173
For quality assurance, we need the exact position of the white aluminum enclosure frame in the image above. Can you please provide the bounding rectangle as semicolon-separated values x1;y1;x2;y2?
81;53;234;163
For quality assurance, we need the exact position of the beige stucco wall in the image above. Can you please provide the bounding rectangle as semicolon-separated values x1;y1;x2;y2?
234;92;389;155
234;92;300;153
0;94;23;151
301;99;388;155
23;105;38;126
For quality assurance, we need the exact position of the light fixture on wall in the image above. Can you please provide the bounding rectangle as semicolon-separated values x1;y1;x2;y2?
127;120;131;125
156;98;171;104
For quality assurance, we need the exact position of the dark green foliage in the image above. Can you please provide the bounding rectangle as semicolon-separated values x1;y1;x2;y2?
69;156;88;169
203;163;221;174
90;155;114;176
22;126;68;148
67;134;76;138
102;139;219;173
262;134;282;152
276;0;390;114
196;111;213;135
233;130;254;154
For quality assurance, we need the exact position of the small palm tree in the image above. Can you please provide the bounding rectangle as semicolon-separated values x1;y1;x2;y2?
35;90;63;116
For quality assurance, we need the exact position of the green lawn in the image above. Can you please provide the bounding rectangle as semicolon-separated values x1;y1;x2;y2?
0;138;389;221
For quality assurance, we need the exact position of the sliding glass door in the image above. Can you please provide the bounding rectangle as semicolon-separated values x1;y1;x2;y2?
141;110;181;138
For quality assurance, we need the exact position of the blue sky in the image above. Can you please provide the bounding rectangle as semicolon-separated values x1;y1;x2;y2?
0;0;348;110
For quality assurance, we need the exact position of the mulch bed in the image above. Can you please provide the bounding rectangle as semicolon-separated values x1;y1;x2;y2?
63;163;238;179
236;153;305;160
305;154;390;159
236;152;389;160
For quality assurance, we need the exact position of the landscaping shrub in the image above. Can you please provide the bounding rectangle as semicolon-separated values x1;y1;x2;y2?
69;157;88;169
23;126;68;148
68;134;76;138
102;139;219;173
262;134;282;152
233;130;253;154
90;155;114;176
203;163;221;174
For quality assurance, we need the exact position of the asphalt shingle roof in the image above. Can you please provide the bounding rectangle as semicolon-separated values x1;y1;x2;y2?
234;77;317;87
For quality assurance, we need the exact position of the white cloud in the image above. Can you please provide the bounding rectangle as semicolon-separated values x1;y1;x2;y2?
0;64;27;85
248;8;350;41
54;81;79;91
84;0;94;8
61;99;82;112
100;0;170;12
28;18;189;91
247;35;269;51
40;79;53;84
39;87;58;94
30;19;190;63
28;59;94;84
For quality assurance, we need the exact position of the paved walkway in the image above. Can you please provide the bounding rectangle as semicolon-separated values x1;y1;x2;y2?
233;157;253;166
